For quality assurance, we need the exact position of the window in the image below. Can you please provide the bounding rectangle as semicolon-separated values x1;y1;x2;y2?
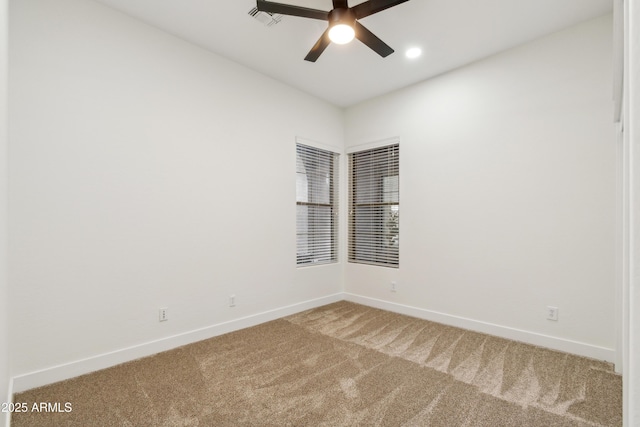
349;143;399;267
296;143;339;266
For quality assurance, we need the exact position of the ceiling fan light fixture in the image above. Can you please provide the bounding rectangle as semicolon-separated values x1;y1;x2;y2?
329;23;355;44
256;0;410;62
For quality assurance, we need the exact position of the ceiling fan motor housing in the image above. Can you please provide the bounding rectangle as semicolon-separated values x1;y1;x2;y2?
329;8;356;28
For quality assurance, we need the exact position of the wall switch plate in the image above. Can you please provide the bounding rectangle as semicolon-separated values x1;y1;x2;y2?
391;281;397;292
159;307;168;322
546;306;559;321
229;294;236;307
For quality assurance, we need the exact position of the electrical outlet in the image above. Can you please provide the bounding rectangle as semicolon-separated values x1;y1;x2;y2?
159;307;168;322
391;281;397;292
546;306;559;321
229;294;236;307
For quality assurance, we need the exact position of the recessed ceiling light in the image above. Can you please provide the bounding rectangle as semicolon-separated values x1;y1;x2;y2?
405;47;422;59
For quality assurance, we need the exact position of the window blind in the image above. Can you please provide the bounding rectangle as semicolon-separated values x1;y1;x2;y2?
349;144;399;267
296;144;339;266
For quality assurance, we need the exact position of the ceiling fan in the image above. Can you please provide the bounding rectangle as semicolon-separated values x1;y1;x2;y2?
256;0;410;62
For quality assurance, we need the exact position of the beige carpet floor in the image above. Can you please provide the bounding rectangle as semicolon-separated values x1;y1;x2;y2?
12;301;622;426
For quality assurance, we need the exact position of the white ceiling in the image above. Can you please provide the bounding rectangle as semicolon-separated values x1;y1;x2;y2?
92;0;613;107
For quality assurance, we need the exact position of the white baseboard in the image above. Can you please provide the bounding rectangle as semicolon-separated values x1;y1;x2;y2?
11;292;616;395
344;293;616;364
11;293;343;394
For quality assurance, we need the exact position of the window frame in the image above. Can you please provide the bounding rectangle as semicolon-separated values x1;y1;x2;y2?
348;141;399;268
295;139;340;267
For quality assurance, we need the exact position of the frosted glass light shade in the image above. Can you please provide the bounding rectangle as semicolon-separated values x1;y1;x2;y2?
329;24;355;44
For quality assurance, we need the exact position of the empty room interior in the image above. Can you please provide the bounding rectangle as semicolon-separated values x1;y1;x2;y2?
1;0;639;426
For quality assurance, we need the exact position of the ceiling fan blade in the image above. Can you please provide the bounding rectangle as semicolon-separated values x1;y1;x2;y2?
333;0;349;9
256;0;329;20
354;21;394;57
352;0;409;20
304;29;331;62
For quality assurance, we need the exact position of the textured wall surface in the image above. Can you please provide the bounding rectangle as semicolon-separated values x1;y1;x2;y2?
345;16;616;359
9;0;344;381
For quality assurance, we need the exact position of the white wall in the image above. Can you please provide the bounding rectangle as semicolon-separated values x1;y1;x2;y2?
9;0;344;388
344;15;616;361
0;0;11;424
624;0;640;423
